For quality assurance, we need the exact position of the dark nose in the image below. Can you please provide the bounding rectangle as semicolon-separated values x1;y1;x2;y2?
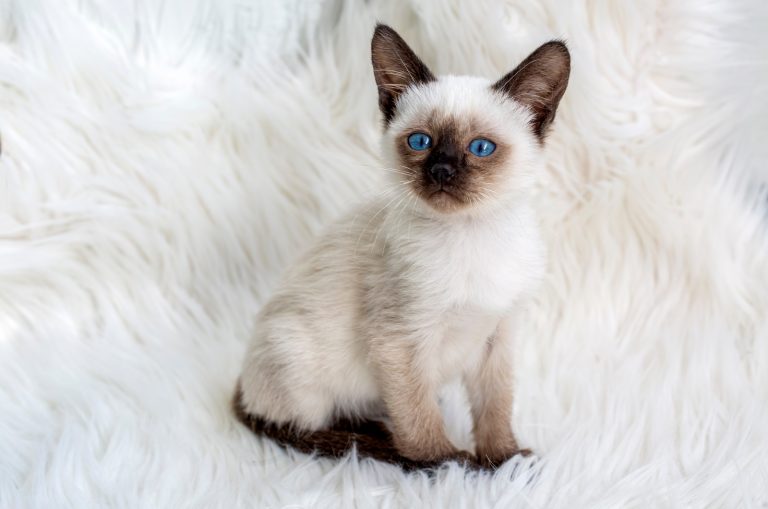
428;163;456;184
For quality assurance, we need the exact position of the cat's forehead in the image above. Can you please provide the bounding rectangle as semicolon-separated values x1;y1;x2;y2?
390;75;523;137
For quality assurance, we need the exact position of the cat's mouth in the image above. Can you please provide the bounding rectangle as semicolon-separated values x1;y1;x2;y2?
423;187;467;211
429;188;458;199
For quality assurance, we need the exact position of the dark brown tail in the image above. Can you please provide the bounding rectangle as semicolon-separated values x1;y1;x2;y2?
232;383;471;471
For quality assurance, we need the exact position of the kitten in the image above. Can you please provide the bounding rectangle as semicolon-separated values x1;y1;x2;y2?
235;24;569;468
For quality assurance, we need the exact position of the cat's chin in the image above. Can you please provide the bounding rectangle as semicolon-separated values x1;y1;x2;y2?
414;189;519;220
421;188;504;216
420;189;468;214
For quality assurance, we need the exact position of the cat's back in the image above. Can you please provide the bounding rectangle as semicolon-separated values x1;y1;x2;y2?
275;199;387;289
243;202;385;420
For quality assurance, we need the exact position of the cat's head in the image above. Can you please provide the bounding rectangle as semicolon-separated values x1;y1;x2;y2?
371;24;569;215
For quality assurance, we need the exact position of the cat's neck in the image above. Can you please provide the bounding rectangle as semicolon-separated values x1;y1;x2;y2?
378;194;532;248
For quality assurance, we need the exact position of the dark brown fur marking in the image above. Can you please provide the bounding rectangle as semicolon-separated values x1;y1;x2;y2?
395;114;512;213
232;383;482;471
371;24;436;125
492;41;571;139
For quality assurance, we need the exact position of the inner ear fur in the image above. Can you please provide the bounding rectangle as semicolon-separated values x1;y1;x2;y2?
492;41;571;139
371;24;435;125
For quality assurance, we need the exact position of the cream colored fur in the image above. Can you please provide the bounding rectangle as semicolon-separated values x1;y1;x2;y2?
240;73;548;462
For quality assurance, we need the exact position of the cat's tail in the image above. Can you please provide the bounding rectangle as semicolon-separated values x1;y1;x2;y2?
231;381;441;471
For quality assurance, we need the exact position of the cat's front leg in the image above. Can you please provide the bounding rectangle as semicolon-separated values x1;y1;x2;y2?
371;335;473;464
465;315;528;468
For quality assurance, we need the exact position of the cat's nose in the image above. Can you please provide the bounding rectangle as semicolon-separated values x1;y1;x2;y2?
428;164;456;184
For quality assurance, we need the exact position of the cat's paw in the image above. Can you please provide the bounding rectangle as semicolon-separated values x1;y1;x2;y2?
476;446;533;470
441;449;478;467
395;439;477;468
418;449;479;470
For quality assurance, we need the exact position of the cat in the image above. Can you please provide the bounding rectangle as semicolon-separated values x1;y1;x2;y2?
235;23;569;469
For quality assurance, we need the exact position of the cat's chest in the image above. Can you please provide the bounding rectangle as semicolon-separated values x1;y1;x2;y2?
396;211;545;313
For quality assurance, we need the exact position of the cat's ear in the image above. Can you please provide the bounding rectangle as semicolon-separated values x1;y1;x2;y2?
371;24;435;125
492;41;570;140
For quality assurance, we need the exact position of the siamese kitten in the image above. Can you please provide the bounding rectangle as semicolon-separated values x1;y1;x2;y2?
235;24;569;468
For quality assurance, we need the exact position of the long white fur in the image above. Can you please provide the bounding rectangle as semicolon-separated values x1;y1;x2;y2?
1;0;767;507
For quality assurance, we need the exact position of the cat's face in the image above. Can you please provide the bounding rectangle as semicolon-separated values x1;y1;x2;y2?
385;77;534;214
371;25;570;215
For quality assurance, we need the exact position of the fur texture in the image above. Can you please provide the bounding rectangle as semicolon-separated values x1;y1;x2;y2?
1;0;767;507
238;25;563;466
233;383;480;471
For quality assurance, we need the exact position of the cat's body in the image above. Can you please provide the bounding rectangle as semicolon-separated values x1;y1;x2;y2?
240;191;545;424
237;26;569;467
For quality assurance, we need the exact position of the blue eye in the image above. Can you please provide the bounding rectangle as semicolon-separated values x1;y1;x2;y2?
407;132;432;151
468;138;496;157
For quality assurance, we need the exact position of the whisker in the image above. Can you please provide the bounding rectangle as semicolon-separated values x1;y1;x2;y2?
372;191;408;254
354;188;401;254
495;58;546;93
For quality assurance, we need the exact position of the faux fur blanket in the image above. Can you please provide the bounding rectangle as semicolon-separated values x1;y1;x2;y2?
2;0;767;507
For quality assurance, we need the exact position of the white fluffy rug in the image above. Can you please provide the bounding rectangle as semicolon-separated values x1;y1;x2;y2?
2;0;768;506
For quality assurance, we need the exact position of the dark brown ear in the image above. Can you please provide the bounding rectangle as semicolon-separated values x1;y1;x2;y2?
371;24;435;125
492;41;570;139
